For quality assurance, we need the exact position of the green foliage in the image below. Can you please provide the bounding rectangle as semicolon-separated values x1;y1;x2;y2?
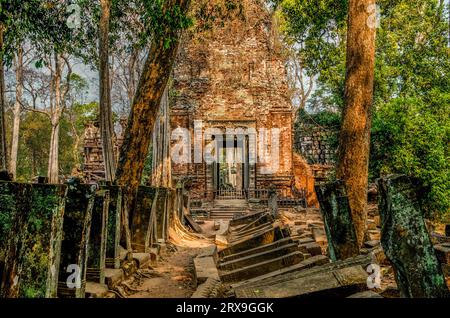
371;91;450;218
141;0;193;48
15;102;99;182
280;0;450;216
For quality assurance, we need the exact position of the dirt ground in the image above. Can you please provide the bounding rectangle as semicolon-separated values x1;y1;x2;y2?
125;246;201;298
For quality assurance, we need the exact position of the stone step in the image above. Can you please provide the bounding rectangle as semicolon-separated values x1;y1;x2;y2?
230;255;330;290
220;225;290;257
219;251;304;283
220;237;294;263
218;243;300;271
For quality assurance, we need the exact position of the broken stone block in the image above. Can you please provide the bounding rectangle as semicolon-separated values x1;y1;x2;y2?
184;214;203;233
220;238;293;263
0;183;67;298
104;268;124;289
218;243;300;271
377;175;449;298
229;212;267;228
234;213;274;233
87;190;109;284
229;222;274;242
194;256;219;286
315;181;359;261
235;265;368;298
219;251;304;283
100;185;122;269
133;253;152;269
219;225;290;257
58;182;96;298
299;242;322;256
230;255;329;290
241;253;375;292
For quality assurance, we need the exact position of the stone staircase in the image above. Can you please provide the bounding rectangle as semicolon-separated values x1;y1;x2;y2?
209;199;249;220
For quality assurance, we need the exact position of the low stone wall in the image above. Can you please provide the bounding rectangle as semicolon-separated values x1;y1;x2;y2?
0;181;183;298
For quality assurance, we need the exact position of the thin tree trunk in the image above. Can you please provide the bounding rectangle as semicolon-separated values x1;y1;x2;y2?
0;24;8;171
99;0;116;181
10;47;24;179
48;54;62;184
336;0;377;248
115;0;190;251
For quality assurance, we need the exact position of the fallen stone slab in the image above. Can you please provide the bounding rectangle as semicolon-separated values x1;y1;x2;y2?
315;181;360;261
299;242;322;256
87;190;110;284
220;237;294;263
219;251;304;283
378;175;449;298
57;182;96;298
228;223;275;243
296;237;315;245
133;253;153;269
243;253;374;291
185;214;203;233
218;243;300;271
235;265;368;298
230;255;329;290
229;212;267;228
0;182;67;298
234;213;274;234
219;225;290;258
194;256;219;286
104;268;124;289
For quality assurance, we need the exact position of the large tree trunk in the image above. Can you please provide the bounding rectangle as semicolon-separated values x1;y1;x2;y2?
99;0;116;181
336;0;377;248
0;24;8;171
48;54;62;184
115;0;190;252
10;47;24;179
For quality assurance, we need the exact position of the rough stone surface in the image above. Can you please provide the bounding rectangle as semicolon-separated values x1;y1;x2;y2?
377;175;449;298
315;181;359;261
194;256;219;286
58;182;96;298
235;265;368;298
101;185;122;269
170;0;313;201
87;190;109;284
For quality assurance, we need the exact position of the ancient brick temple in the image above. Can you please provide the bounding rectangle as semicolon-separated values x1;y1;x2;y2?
169;0;315;203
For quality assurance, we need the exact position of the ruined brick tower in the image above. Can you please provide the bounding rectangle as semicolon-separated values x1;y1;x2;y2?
170;0;314;203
